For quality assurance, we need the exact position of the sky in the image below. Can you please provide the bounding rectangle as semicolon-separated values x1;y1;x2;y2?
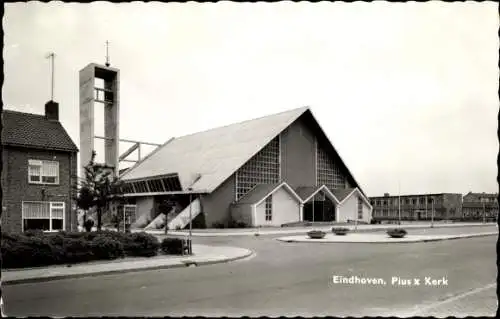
3;1;499;196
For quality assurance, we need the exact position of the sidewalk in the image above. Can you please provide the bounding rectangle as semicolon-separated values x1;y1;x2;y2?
276;231;498;244
141;222;497;237
2;244;253;286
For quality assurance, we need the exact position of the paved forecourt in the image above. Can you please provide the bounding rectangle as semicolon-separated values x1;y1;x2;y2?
276;231;497;243
2;244;253;285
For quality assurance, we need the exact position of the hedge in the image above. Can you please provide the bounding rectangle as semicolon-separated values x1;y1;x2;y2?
161;237;191;255
1;230;161;269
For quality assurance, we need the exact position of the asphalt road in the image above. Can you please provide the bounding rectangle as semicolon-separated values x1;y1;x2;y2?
2;225;497;317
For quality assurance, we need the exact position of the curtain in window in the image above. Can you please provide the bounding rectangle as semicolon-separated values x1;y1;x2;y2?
42;161;58;183
28;164;41;181
23;202;50;219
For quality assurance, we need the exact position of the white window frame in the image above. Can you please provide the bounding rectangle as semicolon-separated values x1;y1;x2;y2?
265;196;273;221
28;159;59;185
22;201;65;232
123;204;137;225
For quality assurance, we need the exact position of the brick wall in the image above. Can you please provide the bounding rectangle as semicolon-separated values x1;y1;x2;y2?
2;146;78;232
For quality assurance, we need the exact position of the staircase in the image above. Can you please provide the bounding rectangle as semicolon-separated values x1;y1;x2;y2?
142;199;202;231
168;198;201;230
144;207;175;230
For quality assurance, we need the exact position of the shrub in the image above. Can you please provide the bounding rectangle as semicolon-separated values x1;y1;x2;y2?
228;220;248;228
64;238;95;263
122;232;160;257
1;230;161;269
161;237;191;255
94;230;127;242
23;229;45;237
91;236;124;260
307;230;326;239
1;233;60;268
387;228;407;238
331;227;350;235
212;222;225;229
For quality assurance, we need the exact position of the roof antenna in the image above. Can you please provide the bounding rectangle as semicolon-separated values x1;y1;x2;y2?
45;52;55;101
105;40;110;67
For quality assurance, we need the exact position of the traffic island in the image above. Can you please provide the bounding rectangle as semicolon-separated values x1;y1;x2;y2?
276;232;497;244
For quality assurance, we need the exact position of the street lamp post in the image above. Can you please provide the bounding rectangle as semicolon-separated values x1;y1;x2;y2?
354;212;358;231
431;198;434;228
188;187;193;255
496;200;499;223
398;181;401;226
482;202;486;224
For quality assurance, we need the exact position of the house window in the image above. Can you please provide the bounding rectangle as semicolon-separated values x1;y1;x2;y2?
317;143;347;190
265;196;272;221
236;137;280;200
22;201;65;232
28;160;59;184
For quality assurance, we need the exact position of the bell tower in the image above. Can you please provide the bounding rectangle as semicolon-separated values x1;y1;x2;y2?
79;62;120;177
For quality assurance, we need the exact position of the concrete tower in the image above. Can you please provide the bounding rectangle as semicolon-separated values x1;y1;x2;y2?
79;63;120;177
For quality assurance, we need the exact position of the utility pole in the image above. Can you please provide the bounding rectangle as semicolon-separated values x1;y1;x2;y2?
45;52;55;101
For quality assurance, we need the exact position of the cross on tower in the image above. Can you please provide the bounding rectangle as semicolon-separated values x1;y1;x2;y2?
105;40;110;67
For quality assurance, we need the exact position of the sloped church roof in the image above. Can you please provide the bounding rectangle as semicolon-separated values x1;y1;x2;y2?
120;106;366;195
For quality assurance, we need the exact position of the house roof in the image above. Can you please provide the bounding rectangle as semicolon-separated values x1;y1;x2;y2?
236;183;282;205
1;110;78;152
295;186;318;201
236;182;303;206
120;106;366;195
331;188;356;202
121;106;309;191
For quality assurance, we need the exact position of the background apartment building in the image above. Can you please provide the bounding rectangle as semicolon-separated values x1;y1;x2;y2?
462;192;498;221
370;193;463;221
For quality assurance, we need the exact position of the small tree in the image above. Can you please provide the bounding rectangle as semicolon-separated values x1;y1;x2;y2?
75;151;125;231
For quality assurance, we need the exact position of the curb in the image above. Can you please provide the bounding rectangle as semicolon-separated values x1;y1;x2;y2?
2;249;254;286
276;232;497;244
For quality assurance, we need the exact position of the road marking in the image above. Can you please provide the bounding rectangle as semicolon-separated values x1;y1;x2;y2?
402;282;497;316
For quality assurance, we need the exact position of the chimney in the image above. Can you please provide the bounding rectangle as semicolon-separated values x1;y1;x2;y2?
45;100;59;121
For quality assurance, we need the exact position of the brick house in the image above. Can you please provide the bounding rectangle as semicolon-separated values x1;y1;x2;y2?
1;101;79;232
